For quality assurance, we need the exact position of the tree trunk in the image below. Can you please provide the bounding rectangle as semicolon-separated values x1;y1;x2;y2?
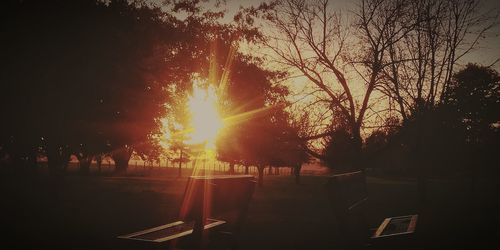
112;147;133;174
29;149;38;172
415;111;427;210
294;164;303;185
178;152;183;178
46;145;70;176
352;126;363;171
114;157;130;173
79;155;92;175
257;165;265;187
467;146;478;198
95;154;102;173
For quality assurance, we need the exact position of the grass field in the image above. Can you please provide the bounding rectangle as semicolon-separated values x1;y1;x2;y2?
1;167;499;250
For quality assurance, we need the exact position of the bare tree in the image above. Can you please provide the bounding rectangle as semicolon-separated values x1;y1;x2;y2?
379;0;498;121
253;0;415;167
367;0;499;206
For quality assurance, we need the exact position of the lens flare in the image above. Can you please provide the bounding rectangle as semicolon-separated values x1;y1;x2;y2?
187;84;223;150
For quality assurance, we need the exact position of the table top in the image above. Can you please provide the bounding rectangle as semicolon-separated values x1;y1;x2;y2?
118;218;226;243
372;214;418;239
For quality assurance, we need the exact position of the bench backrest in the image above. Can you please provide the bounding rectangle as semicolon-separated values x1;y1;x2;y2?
326;171;368;211
326;171;369;247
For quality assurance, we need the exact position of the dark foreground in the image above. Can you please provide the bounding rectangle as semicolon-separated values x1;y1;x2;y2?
1;167;499;250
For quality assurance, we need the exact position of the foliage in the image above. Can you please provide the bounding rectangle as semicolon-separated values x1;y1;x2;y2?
445;63;500;143
214;54;307;185
322;129;359;171
238;0;497;173
215;56;281;166
0;0;263;173
239;0;420;161
368;64;500;176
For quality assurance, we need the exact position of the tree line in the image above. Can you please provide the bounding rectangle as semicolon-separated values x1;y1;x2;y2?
0;0;308;187
0;0;498;189
241;0;498;170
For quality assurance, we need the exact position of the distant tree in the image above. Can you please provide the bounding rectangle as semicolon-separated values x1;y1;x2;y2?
362;116;400;169
75;144;94;175
167;128;192;178
322;128;359;172
364;130;388;159
267;111;309;184
446;64;500;191
393;64;499;196
216;55;289;187
445;64;500;144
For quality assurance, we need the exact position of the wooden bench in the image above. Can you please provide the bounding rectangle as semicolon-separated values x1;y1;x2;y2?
118;175;256;250
326;171;418;249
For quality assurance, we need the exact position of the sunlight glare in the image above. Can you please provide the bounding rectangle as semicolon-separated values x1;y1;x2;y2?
187;83;223;150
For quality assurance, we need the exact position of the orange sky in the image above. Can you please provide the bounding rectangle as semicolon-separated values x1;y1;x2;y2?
153;0;499;70
229;0;500;70
156;0;500;137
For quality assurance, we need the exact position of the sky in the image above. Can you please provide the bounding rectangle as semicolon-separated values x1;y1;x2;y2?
227;0;500;70
216;0;500;137
156;0;500;133
460;0;500;71
153;0;499;70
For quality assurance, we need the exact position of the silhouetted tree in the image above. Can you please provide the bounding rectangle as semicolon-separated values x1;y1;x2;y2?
216;55;289;187
380;0;497;122
445;64;500;144
363;130;389;170
373;65;499;202
0;0;255;175
268;112;309;184
0;0;180;174
445;64;500;192
239;0;416;169
322;129;359;172
167;129;192;178
361;116;400;170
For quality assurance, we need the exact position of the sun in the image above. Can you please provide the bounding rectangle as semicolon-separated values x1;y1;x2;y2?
158;79;223;157
187;83;223;150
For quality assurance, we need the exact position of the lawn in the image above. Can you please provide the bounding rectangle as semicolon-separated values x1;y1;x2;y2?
1;167;498;249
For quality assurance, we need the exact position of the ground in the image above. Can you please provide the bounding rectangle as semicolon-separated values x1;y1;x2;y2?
1;166;498;249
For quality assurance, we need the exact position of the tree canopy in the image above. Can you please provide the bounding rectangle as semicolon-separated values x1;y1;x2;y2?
0;0;260;173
